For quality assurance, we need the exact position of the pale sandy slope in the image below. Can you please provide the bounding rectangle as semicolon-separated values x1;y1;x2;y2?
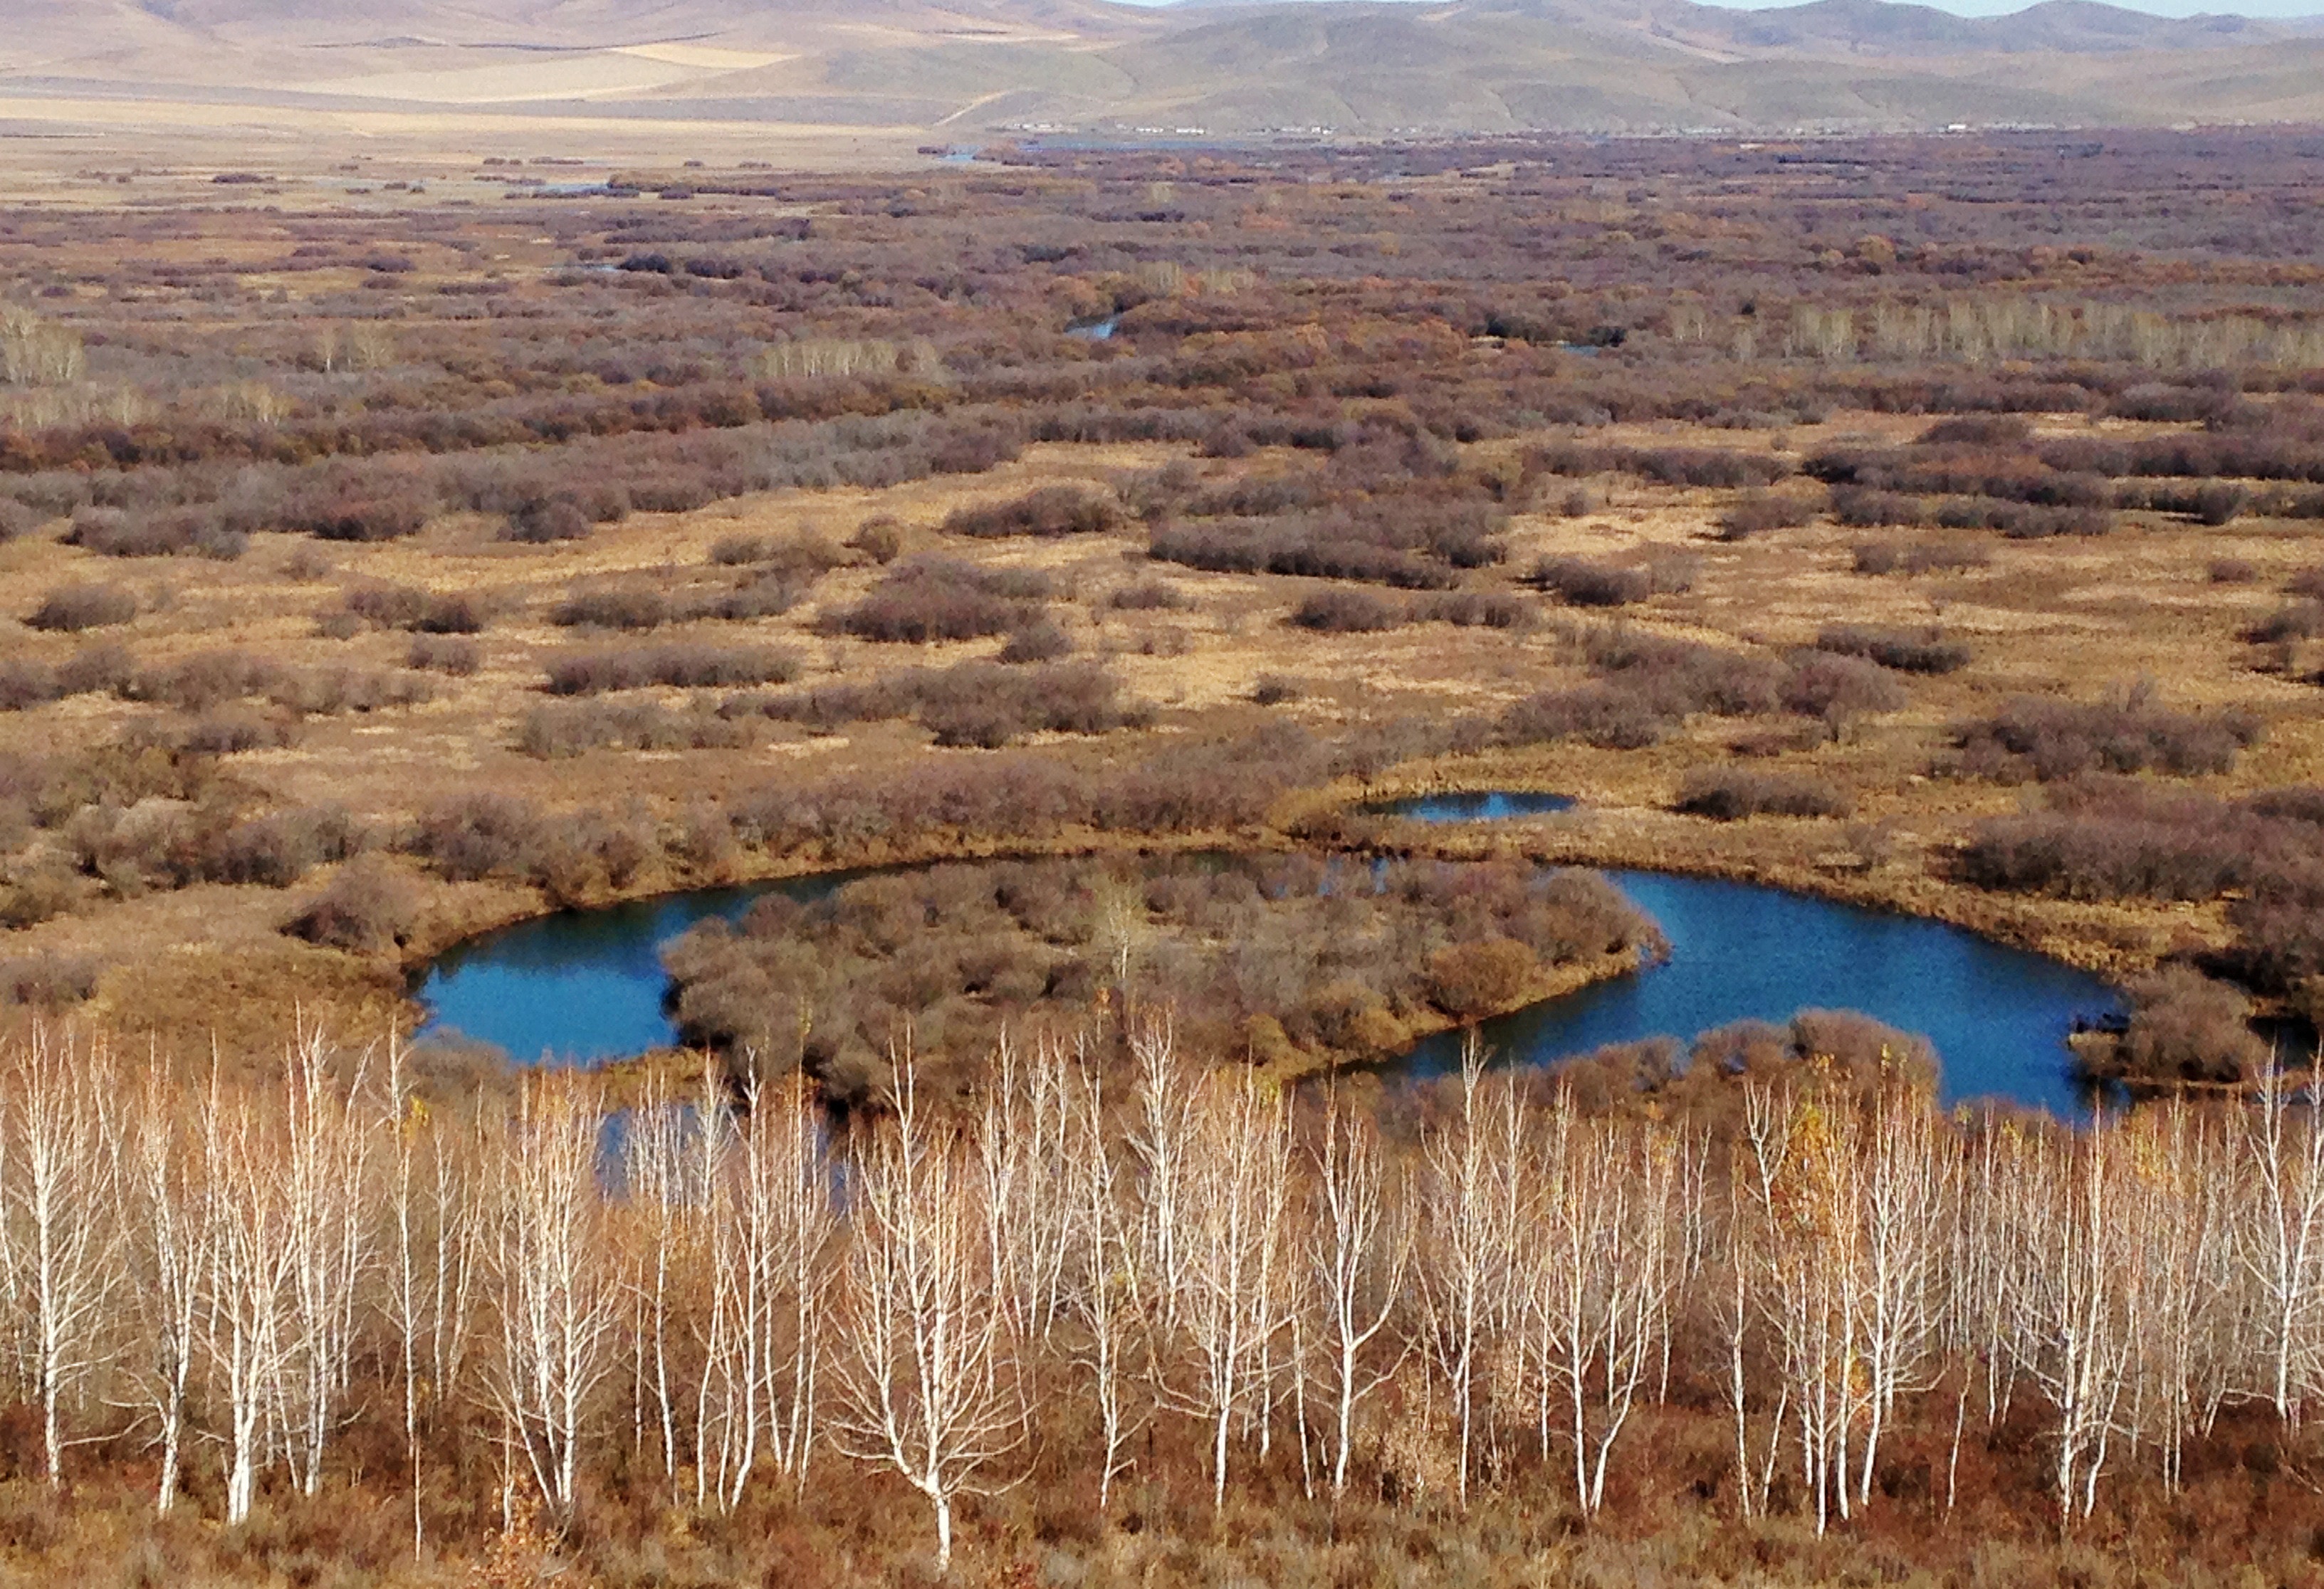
0;0;2320;140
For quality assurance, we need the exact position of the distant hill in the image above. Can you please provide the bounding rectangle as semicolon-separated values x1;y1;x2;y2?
5;0;2324;135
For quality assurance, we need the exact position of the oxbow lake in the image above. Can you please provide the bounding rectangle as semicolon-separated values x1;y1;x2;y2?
415;799;2123;1115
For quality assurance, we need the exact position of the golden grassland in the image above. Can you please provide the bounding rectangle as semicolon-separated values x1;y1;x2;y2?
4;402;2317;1061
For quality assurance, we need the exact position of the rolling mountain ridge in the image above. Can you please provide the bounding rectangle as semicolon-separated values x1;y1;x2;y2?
6;0;2324;136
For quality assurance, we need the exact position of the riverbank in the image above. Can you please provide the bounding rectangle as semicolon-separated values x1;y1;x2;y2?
1302;765;2211;982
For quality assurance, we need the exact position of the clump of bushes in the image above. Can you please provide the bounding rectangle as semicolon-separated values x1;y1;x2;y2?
501;497;592;543
1110;579;1190;611
404;793;550;882
1588;630;1788;718
0;644;132;713
0;500;44;542
708;530;849;573
826;557;1052;644
701;570;812;622
1781;653;1909;736
516;701;751;759
26;584;136;633
1500;684;1669;750
1674;767;1852;820
1536;552;1696;607
0;953;99;1010
1410;592;1532;629
284;860;421;953
661;853;1660;1083
1951;689;2263;782
1816;625;1971;674
1853;540;1991;576
996;618;1073;664
1527;441;1793;490
1534;557;1650;607
2249;603;2324;644
66;506;245;560
407;636;481;675
848;516;903;565
1293;588;1403;633
1715;489;1814;541
2103;965;2267;1086
544;644;801;696
943;486;1121;539
550;587;672;631
734;660;1143;748
344;582;484;634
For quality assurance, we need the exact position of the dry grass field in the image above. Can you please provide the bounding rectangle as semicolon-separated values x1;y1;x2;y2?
4;409;2318;1054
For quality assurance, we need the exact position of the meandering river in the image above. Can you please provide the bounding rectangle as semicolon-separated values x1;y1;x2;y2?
415;797;2123;1115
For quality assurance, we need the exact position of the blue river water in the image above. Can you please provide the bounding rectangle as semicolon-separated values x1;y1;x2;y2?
414;832;2121;1113
1362;791;1576;821
1403;869;2116;1116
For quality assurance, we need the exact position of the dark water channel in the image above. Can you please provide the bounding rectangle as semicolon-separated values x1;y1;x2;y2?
416;800;2123;1115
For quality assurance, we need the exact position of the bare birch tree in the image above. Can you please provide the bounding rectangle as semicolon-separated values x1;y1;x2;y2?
0;1029;123;1487
486;1076;623;1525
1305;1090;1409;1501
829;1054;1025;1572
122;1051;211;1516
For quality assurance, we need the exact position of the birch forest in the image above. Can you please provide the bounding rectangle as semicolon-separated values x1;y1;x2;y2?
0;1018;2320;1585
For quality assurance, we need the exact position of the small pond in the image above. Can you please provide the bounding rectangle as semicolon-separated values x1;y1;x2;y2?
415;807;2124;1112
1362;790;1576;821
1065;316;1119;340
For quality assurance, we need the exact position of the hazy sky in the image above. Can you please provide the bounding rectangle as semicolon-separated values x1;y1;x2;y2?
1133;0;2323;19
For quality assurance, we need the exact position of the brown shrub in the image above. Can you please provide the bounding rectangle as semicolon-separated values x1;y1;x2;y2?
1292;587;1403;632
1109;578;1190;611
26;584;135;632
501;498;593;542
405;794;550;882
2115;966;2266;1084
1715;489;1813;541
1410;591;1532;629
1952;690;2263;782
1534;557;1650;607
848;516;903;564
1587;630;1786;718
207;804;362;887
544;644;801;695
1853;539;1991;576
1781;651;1910;732
2249;602;2324;644
407;635;481;675
0;954;99;1009
826;558;1046;644
516;700;751;758
1427;936;1539;1019
1816;625;1971;674
550;587;672;631
345;583;483;634
942;485;1122;538
996;618;1074;664
66;505;246;560
283;860;421;954
1675;767;1852;820
1500;684;1668;750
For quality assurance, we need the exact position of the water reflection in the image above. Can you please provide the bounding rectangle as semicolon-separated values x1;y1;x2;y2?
417;852;2123;1113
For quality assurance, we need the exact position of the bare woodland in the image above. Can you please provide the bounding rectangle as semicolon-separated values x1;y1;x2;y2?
4;1018;2324;1577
